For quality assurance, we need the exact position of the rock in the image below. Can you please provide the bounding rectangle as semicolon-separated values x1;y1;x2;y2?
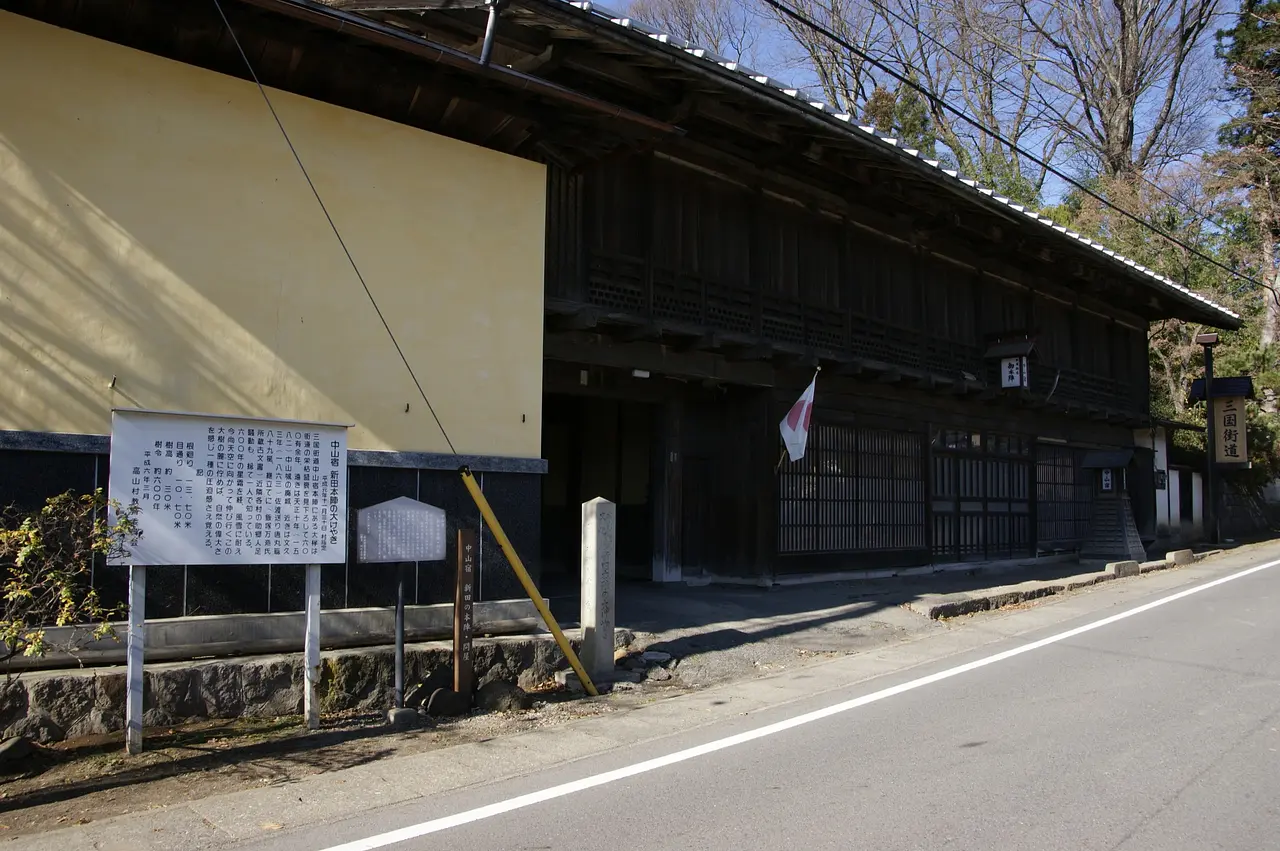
620;655;648;672
472;643;519;686
5;710;64;744
1106;560;1140;578
642;651;672;664
517;641;565;691
386;707;420;730
143;708;175;728
0;736;32;766
147;669;204;720
645;666;672;682
610;670;645;684
476;665;509;692
0;679;29;731
614;629;636;650
425;688;470;718
241;660;301;718
29;676;96;732
198;664;246;718
555;670;586;694
1165;549;1195;566
95;673;126;711
408;666;454;708
475;681;533;713
609;680;639;692
65;707;124;738
322;650;393;713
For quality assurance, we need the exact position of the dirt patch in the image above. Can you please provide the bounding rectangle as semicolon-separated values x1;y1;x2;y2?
0;680;682;839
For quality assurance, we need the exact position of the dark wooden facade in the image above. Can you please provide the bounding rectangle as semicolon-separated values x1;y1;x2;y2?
536;141;1170;577
2;0;1242;588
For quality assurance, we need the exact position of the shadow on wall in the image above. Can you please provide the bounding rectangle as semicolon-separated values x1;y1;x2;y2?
0;135;275;431
0;16;545;456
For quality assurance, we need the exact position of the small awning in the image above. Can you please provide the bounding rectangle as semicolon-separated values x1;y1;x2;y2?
1080;449;1134;469
984;338;1036;359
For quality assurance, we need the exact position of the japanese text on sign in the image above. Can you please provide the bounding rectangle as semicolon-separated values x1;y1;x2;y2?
454;529;478;696
1000;356;1028;389
458;541;475;664
108;410;349;566
1214;396;1248;465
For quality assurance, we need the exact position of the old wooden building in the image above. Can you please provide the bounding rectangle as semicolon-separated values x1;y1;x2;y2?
413;0;1235;583
0;0;1241;619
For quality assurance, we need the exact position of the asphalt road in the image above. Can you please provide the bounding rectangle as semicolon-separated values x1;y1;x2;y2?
243;557;1280;851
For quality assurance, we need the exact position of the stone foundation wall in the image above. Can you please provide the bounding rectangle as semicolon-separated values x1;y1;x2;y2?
2;635;576;744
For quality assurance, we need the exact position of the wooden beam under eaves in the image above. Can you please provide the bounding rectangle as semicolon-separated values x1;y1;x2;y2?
328;1;491;9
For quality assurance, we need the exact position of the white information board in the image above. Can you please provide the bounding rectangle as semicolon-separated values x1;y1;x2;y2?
108;409;349;566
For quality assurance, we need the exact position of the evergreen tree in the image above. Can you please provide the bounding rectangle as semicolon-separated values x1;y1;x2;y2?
1214;1;1280;346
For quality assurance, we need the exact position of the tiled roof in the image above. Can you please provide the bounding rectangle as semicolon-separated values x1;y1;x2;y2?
558;0;1242;328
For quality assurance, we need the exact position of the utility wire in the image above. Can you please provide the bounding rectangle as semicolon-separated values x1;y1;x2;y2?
211;0;460;455
861;0;1239;245
758;0;1271;297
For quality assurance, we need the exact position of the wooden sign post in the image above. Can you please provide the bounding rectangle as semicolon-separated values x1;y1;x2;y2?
455;529;477;697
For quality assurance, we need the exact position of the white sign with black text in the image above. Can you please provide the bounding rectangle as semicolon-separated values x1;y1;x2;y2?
1000;356;1029;389
108;409;349;566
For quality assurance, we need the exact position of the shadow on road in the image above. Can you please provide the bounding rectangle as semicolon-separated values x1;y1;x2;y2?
0;714;395;814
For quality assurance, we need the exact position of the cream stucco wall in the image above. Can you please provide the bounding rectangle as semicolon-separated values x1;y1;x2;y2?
0;12;545;457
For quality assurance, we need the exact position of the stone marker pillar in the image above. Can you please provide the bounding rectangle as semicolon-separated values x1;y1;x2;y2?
581;497;616;682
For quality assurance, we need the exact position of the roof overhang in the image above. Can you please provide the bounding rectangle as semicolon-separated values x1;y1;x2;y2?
509;0;1241;330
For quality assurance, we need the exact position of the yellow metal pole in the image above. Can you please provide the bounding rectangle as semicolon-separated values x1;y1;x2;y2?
459;469;599;697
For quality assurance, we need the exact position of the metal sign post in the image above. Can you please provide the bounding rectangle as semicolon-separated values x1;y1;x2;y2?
304;562;322;730
108;409;350;753
355;497;446;724
125;564;146;755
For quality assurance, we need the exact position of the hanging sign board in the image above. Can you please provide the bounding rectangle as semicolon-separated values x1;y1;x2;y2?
1101;468;1114;492
108;409;350;566
1214;396;1248;465
1001;356;1029;389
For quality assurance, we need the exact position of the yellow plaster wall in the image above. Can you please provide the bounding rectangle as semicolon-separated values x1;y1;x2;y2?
0;12;546;457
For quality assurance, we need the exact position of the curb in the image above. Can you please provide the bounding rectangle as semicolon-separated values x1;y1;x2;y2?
907;549;1209;620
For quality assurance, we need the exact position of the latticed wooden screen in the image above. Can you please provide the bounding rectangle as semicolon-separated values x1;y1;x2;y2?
778;422;926;554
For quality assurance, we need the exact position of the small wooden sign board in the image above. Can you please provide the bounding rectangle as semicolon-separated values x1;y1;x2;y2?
455;529;477;696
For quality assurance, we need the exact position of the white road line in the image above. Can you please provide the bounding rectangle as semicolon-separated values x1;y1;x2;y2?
320;557;1280;851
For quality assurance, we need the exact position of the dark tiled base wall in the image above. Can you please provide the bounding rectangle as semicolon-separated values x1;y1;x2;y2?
0;443;543;616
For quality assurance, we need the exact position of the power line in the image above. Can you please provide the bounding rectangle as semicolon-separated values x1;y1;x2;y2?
758;0;1271;296
211;0;460;455
861;0;1239;245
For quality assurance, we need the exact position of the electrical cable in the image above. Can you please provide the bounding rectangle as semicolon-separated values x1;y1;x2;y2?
860;0;1239;241
758;0;1271;297
212;0;460;455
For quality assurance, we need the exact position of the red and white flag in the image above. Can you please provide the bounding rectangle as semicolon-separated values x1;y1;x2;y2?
779;374;817;462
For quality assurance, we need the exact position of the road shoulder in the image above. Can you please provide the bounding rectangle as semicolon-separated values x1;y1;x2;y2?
12;542;1277;851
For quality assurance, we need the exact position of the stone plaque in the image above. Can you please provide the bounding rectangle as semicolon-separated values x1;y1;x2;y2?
356;497;446;563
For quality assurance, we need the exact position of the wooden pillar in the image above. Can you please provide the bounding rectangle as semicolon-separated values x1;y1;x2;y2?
749;187;765;336
745;389;776;584
651;398;684;582
922;427;935;561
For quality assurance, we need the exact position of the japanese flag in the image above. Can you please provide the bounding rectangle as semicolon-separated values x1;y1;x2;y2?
779;376;817;462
